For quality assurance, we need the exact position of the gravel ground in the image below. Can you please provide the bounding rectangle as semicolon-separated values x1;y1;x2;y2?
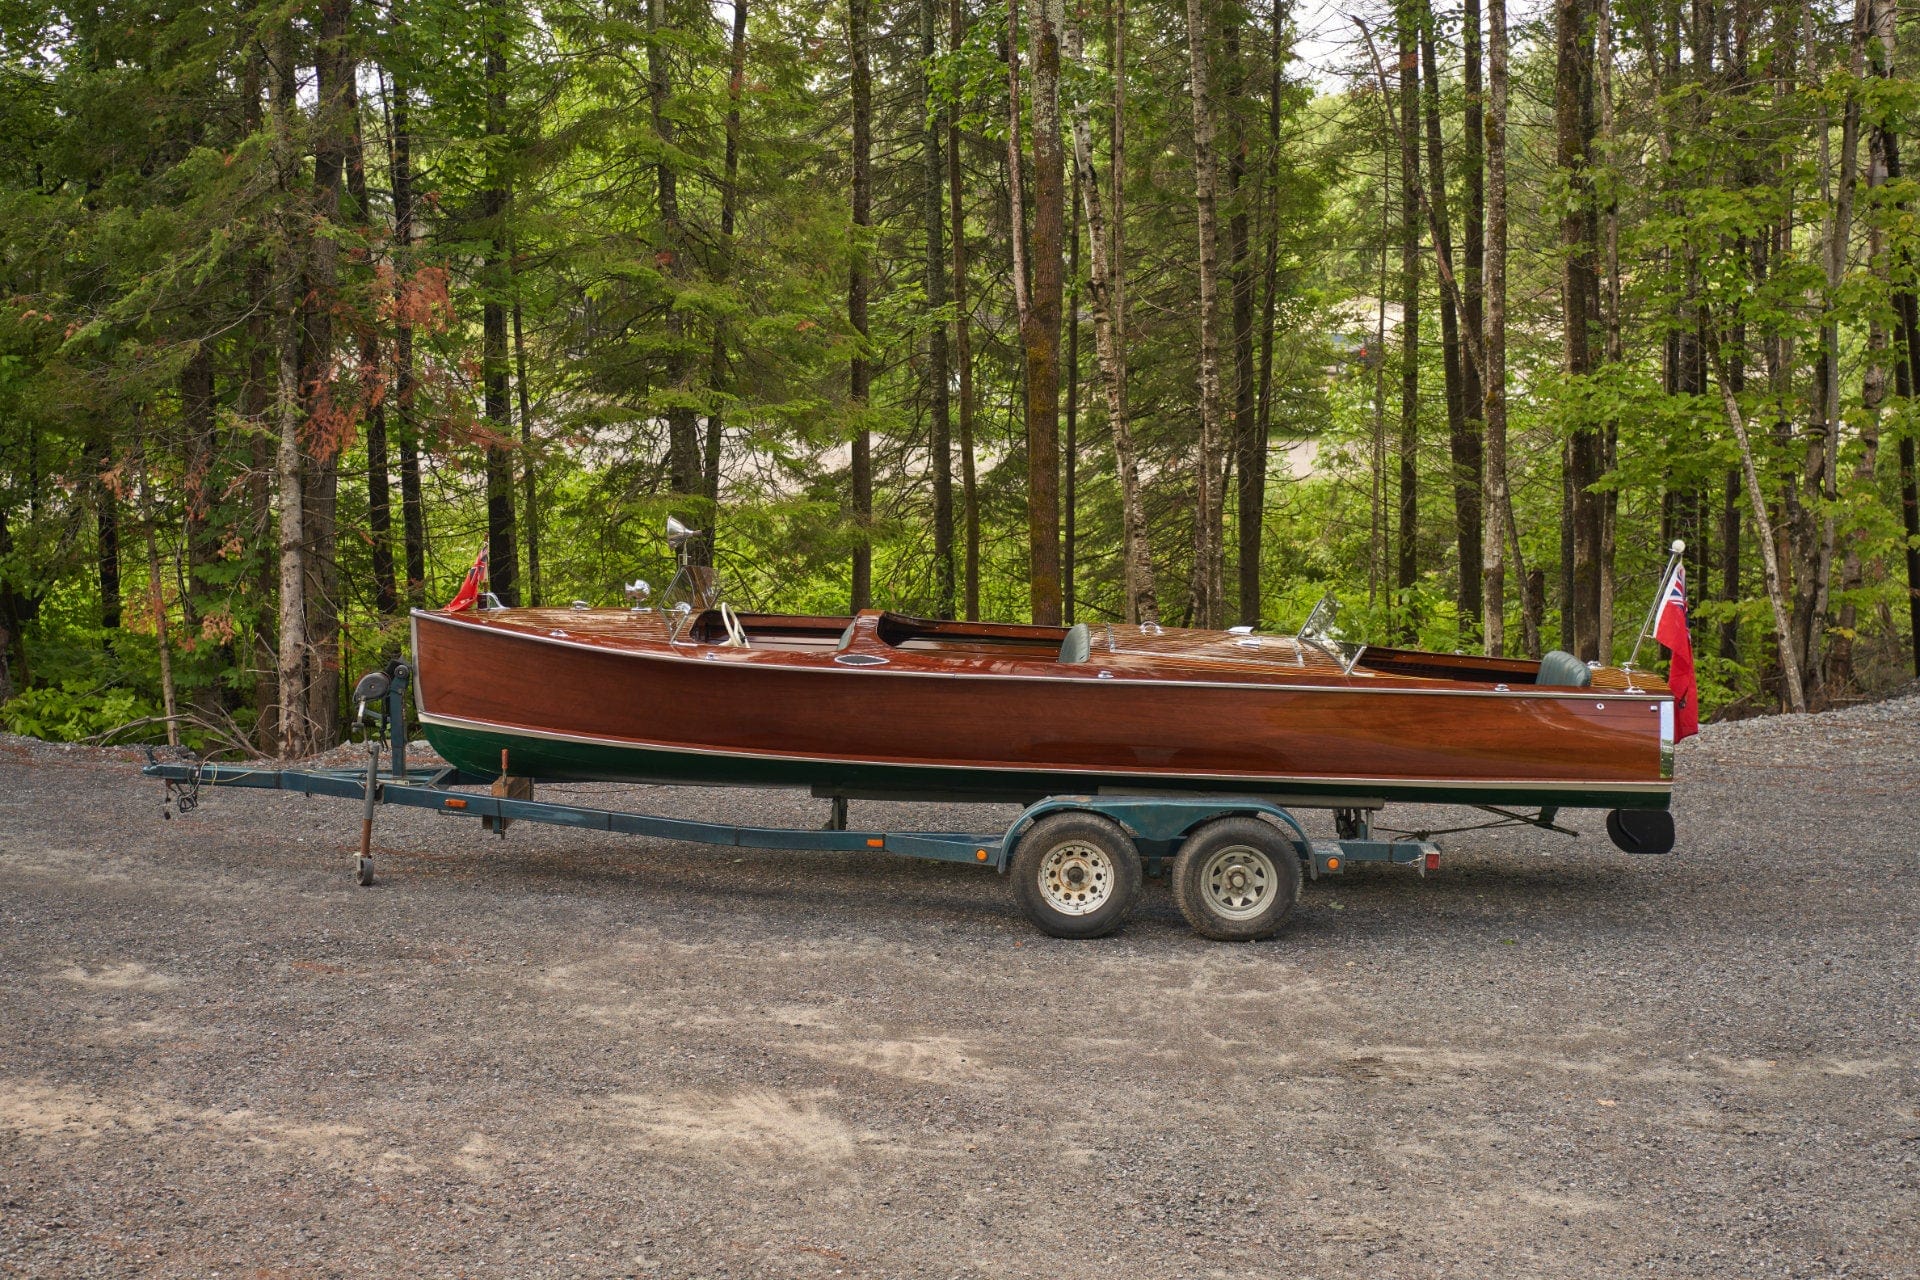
1;694;1917;1279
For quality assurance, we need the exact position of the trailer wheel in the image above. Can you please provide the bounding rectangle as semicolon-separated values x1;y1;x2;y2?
1171;818;1302;942
1010;813;1142;940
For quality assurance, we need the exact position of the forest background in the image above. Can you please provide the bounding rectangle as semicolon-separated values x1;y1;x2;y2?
2;0;1917;754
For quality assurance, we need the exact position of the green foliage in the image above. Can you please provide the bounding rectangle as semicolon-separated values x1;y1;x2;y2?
0;0;1914;758
1;681;158;742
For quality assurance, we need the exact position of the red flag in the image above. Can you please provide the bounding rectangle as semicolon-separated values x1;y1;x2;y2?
444;549;488;613
1653;562;1698;740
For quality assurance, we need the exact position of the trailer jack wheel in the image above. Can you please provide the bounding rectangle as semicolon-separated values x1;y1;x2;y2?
1011;812;1142;940
1171;818;1302;942
355;856;375;887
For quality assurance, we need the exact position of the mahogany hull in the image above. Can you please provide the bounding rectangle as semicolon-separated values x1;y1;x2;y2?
411;609;1674;810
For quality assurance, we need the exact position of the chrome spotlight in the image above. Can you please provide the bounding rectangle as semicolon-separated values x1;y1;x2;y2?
665;516;701;552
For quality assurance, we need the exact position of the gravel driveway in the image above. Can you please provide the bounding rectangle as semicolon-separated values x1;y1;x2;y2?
2;695;1917;1278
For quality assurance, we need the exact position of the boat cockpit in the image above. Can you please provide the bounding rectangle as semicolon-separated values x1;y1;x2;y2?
643;522;1609;689
677;607;1085;664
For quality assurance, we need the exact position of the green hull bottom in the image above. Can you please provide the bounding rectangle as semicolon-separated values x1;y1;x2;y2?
422;721;1671;812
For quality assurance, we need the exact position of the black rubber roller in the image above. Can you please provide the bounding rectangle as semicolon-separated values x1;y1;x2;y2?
1606;809;1676;855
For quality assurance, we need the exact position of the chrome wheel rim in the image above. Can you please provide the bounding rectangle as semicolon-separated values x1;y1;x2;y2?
1037;841;1115;916
1200;845;1278;921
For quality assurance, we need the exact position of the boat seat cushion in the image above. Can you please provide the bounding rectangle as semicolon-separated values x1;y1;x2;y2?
1058;622;1091;664
1536;649;1593;687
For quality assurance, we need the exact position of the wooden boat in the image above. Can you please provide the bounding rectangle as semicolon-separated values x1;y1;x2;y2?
410;599;1676;813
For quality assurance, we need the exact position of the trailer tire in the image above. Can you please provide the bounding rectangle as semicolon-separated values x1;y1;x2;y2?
1010;813;1142;939
1171;818;1301;942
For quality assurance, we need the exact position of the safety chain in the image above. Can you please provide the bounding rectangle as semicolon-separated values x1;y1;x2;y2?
146;745;202;819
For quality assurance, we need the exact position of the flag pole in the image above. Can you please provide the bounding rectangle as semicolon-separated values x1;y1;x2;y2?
1626;539;1686;672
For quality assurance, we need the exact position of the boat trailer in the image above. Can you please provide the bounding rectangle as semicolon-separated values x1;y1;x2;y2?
140;664;1458;942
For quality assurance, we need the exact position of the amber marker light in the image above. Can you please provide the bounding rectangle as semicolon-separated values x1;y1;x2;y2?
866;838;884;848
1326;856;1341;871
445;798;468;810
975;849;989;861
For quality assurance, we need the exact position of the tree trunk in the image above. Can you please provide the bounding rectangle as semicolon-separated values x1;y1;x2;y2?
1185;0;1226;628
1903;380;1920;678
344;91;397;624
1560;437;1575;653
0;503;25;698
1883;151;1920;680
1419;9;1469;647
1065;163;1080;624
1481;0;1510;657
705;0;749;540
364;364;397;623
1372;160;1388;607
1897;262;1920;677
849;0;873;610
1708;329;1806;711
137;460;179;748
922;0;954;619
1113;0;1145;624
951;0;978;620
1459;0;1486;642
1794;0;1870;703
1395;3;1420;633
1720;461;1741;661
269;21;311;755
514;297;539;606
1760;5;1797;705
483;10;519;607
1645;9;1712;673
1227;13;1259;627
1597;0;1621;658
240;93;279;749
386;65;427;609
301;0;354;745
1250;0;1284;628
647;0;700;510
238;51;275;744
1065;15;1155;625
1875;0;1920;679
1555;0;1603;661
94;439;121;634
1022;0;1066;626
1834;125;1886;694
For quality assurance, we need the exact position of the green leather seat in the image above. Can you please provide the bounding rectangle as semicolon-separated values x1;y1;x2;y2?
1058;622;1091;664
1536;649;1593;688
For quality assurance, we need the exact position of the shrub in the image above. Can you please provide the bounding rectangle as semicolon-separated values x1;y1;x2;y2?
1;682;160;742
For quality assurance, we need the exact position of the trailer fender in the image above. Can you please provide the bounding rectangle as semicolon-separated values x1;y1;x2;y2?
998;796;1313;873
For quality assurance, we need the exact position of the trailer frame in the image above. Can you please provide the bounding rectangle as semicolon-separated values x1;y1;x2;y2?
140;662;1444;939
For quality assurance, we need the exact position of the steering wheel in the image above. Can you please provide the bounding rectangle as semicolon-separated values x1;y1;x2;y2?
719;601;750;649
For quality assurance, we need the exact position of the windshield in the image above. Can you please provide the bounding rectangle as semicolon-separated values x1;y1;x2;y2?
1298;592;1368;675
660;518;726;642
